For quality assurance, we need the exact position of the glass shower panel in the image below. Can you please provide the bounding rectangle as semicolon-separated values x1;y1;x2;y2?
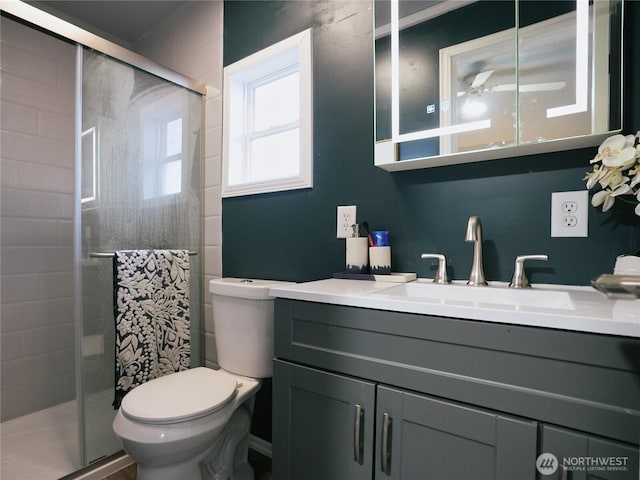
80;50;202;464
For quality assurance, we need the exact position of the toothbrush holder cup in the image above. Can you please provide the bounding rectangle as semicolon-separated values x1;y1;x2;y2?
369;246;391;275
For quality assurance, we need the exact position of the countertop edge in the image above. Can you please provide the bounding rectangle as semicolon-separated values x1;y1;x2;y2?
270;279;640;338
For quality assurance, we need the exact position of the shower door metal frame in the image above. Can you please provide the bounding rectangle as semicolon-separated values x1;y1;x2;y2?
0;0;206;95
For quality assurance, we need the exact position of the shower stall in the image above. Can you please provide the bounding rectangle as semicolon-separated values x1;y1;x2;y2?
1;7;204;479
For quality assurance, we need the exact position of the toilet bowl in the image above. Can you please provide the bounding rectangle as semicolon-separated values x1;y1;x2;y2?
113;367;259;480
112;277;293;480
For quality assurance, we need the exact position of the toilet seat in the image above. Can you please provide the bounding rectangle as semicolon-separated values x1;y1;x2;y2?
120;367;238;425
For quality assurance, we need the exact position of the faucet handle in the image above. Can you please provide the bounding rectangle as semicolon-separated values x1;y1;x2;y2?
421;254;450;284
509;255;548;289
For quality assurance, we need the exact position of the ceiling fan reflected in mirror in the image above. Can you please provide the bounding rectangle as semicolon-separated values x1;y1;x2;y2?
457;69;566;97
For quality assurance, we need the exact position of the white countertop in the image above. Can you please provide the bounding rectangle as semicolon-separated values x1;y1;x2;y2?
270;278;640;338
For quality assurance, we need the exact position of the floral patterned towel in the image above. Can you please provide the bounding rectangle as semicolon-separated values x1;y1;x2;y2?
112;249;191;409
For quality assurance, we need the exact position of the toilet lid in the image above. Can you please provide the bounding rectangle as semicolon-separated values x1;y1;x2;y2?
120;367;238;424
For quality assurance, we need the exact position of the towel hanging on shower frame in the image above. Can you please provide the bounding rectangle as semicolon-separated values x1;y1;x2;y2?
111;249;191;409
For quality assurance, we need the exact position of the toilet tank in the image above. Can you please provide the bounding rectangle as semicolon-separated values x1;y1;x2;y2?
209;278;293;378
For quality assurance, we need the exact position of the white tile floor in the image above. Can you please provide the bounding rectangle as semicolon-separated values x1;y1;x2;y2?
1;401;81;480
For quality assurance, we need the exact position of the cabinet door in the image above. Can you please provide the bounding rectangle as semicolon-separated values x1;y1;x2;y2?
376;386;538;480
272;359;376;480
540;424;639;480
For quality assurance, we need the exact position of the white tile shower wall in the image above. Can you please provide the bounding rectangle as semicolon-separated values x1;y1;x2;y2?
0;17;77;421
134;1;224;368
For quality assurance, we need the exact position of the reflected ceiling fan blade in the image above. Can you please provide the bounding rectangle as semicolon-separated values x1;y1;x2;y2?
457;69;495;96
492;81;566;92
470;69;494;88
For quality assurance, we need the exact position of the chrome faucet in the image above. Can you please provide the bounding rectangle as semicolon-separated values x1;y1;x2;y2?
421;253;450;284
465;216;487;286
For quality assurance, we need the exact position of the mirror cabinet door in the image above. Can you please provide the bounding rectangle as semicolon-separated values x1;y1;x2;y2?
374;0;623;170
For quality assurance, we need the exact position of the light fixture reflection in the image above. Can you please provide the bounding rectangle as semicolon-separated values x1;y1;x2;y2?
391;0;400;139
546;0;589;118
390;0;490;142
462;95;488;118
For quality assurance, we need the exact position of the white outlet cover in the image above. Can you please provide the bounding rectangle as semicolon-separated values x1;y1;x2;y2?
336;205;357;238
551;191;588;237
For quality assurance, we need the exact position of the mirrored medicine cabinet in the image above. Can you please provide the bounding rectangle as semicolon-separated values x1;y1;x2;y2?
374;0;624;171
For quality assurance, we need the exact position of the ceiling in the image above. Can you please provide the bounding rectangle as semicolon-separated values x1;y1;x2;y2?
26;1;189;45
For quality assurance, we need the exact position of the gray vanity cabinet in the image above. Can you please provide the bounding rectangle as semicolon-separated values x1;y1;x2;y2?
376;386;537;480
539;425;639;480
273;360;537;480
272;359;376;480
272;298;640;480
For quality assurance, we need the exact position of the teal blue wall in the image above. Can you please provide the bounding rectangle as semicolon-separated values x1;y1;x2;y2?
222;0;640;286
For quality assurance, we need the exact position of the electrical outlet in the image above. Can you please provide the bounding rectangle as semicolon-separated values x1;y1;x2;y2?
336;205;357;238
563;215;578;227
561;201;579;214
551;191;588;237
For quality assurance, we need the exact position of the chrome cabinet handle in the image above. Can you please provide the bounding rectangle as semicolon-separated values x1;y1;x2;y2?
353;404;364;465
381;412;392;475
559;465;569;480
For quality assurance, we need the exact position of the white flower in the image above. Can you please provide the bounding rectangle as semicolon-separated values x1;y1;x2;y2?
595;134;637;169
584;166;606;189
599;169;629;190
591;183;632;212
592;190;614;212
585;131;640;217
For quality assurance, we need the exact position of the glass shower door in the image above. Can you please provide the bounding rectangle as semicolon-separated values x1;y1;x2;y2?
79;49;202;464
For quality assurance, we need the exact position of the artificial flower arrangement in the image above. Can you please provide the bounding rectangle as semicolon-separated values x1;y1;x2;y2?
585;131;640;216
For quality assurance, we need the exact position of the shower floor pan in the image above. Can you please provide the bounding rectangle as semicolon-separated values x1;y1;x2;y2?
1;400;80;480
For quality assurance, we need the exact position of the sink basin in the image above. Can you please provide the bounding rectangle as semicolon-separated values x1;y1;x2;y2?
373;281;575;310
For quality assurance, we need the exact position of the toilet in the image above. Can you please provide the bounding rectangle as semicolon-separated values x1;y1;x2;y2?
112;277;292;480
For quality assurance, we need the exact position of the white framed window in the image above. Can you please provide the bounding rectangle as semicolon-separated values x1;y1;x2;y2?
222;28;313;197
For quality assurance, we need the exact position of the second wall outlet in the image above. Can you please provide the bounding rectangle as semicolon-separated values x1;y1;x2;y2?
551;191;588;238
336;205;357;238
